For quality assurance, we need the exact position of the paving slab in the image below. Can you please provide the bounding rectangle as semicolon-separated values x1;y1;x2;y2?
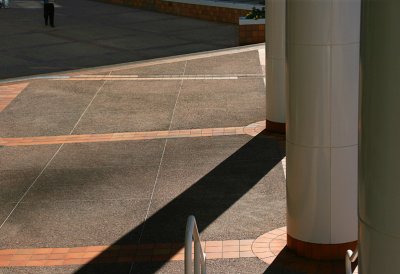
72;80;181;134
158;136;283;170
0;145;59;171
0;112;82;138
3;81;103;115
0;33;69;52
152;160;285;201
0;80;103;137
185;50;263;75
22;166;158;203
171;78;266;129
132;258;267;273
111;61;187;76
22;140;165;202
0;170;43;204
45;140;165;169
0;203;17;226
137;135;285;242
143;194;285;242
0;199;148;248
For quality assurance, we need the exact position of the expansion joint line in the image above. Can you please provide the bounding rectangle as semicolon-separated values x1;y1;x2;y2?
130;61;187;274
0;74;111;231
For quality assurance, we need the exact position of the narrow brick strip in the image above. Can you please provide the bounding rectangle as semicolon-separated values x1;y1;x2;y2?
0;239;256;267
0;121;266;147
0;83;29;112
252;227;286;265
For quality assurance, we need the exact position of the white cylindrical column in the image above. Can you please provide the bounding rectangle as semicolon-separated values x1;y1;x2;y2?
286;0;360;259
359;1;400;273
265;0;285;133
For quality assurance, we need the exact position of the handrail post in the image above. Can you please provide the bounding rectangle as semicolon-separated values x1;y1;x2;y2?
185;216;195;274
201;253;206;274
345;246;358;274
185;215;206;274
194;240;201;274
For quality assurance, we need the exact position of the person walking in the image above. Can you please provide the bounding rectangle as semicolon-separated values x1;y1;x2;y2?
43;0;55;27
1;0;10;8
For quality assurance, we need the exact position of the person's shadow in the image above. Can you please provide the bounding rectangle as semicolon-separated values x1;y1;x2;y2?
74;131;285;273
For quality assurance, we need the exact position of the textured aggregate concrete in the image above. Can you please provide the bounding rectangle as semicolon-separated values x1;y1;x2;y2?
132;258;268;273
0;199;148;248
0;46;288;274
0;146;60;204
171;78;266;130
73;80;182;134
0;81;103;137
111;61;187;75
185;51;263;75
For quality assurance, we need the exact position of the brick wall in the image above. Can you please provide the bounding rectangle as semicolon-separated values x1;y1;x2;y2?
239;23;265;45
101;0;249;24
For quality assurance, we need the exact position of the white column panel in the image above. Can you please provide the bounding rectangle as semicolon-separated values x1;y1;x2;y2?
359;222;400;273
266;58;285;122
332;0;361;44
331;44;359;147
330;146;358;243
286;141;331;243
286;0;360;247
359;0;400;270
265;0;286;124
286;44;331;147
287;0;331;45
267;0;285;59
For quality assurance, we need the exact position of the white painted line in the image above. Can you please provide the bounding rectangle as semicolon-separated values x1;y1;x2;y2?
53;76;240;81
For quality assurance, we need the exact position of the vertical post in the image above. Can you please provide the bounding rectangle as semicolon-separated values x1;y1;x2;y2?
285;0;360;259
359;0;400;272
194;240;201;274
185;217;194;274
265;0;286;133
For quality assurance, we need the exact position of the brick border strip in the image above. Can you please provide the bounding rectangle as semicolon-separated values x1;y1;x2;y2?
0;83;29;112
0;121;266;147
251;226;286;265
0;239;256;267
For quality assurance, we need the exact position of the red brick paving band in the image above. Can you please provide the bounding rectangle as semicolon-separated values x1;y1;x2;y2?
0;227;290;268
0;239;259;267
0;83;29;112
0;122;266;147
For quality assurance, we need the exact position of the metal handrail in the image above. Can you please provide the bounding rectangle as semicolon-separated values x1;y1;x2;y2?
185;215;206;274
345;246;358;274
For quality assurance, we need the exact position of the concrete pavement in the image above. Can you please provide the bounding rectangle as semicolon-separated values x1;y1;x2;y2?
0;45;291;273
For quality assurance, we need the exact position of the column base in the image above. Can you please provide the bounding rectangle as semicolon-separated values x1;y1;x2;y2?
265;119;285;134
287;234;357;260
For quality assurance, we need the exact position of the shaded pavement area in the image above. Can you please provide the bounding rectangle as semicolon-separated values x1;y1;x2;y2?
0;0;237;80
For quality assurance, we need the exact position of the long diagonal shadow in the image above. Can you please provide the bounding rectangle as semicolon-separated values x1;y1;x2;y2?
75;132;285;274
